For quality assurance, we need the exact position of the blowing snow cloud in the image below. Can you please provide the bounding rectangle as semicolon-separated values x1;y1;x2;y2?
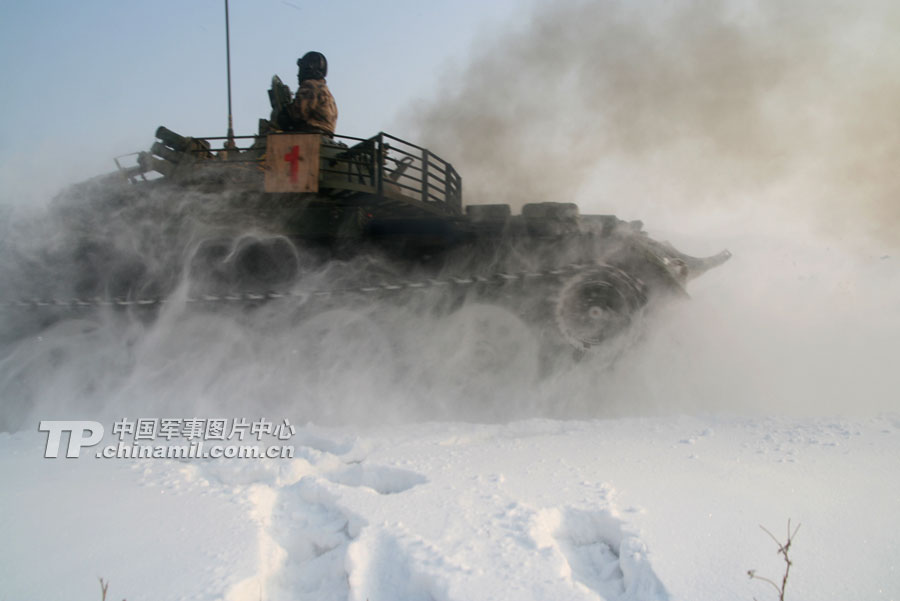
415;0;900;249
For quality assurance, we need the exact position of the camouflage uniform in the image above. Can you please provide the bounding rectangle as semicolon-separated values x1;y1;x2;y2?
287;78;338;134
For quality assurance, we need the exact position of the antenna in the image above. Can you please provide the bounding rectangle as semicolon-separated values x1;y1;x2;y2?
224;0;235;148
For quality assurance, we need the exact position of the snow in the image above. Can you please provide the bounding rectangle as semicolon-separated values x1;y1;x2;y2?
2;415;898;601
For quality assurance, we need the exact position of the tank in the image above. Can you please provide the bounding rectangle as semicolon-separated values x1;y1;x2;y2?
7;75;730;365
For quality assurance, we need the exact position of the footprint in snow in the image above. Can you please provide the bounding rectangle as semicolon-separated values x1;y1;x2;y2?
545;507;669;601
228;477;366;601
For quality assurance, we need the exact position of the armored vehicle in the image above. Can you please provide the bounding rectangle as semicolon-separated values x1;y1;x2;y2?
107;79;731;360
11;73;728;364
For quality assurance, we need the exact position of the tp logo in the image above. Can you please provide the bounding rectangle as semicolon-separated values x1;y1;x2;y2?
39;421;104;458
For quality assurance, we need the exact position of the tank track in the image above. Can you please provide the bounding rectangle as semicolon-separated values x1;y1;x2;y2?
0;263;592;310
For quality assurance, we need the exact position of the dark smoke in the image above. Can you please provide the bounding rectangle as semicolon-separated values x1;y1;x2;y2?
414;0;900;248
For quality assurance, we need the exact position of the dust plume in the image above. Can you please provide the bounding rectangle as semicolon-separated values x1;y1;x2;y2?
414;0;900;248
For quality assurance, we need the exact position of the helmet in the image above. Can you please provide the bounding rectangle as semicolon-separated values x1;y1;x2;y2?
297;51;327;81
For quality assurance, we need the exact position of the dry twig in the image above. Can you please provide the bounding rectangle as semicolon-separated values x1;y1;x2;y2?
747;519;801;601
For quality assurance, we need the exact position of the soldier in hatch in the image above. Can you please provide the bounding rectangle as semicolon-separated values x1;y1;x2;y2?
274;51;338;135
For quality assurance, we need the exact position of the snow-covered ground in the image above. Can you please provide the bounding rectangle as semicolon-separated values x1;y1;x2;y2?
2;414;898;601
1;208;898;601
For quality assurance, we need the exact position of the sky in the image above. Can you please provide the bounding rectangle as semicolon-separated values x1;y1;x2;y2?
0;0;526;206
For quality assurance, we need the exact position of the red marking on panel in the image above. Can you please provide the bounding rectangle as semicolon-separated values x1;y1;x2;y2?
283;145;300;182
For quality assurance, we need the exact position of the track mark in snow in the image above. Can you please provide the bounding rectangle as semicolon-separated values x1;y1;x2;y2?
537;507;669;601
325;464;428;495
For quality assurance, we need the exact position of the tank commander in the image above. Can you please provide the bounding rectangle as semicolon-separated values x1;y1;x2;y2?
274;50;338;135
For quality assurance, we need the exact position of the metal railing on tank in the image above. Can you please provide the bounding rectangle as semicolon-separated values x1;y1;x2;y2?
318;132;462;215
118;128;462;216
